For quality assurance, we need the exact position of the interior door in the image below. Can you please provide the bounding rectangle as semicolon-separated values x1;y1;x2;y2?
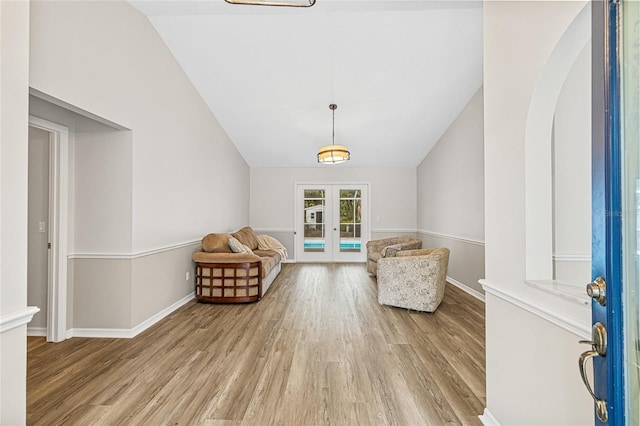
586;1;640;424
296;184;368;262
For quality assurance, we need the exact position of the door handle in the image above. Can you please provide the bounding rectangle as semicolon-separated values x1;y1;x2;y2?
578;322;608;423
586;277;606;306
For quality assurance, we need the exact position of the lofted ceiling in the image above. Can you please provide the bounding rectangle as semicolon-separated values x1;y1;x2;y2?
131;0;483;168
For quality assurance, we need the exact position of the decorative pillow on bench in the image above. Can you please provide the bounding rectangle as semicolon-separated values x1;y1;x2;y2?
228;236;253;254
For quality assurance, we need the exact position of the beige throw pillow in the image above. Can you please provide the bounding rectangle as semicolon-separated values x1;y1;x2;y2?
228;236;253;254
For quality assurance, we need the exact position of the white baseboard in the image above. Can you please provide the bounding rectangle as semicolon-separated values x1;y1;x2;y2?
67;292;195;339
479;408;500;426
66;327;135;339
27;326;47;337
447;276;485;302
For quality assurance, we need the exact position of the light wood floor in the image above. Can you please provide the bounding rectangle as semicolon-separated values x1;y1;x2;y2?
27;263;486;425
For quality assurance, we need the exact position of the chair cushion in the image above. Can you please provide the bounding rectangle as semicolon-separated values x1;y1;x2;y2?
232;226;258;250
202;233;232;253
258;254;278;278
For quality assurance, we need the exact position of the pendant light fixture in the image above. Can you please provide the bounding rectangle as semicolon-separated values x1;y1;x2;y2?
224;0;315;7
317;104;350;164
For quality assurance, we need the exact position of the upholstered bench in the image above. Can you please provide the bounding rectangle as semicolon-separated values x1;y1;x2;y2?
192;227;285;303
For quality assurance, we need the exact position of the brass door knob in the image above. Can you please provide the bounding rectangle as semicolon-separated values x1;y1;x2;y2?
586;277;606;306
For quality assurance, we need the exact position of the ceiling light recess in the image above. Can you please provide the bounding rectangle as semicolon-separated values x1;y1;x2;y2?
317;104;350;164
224;0;315;7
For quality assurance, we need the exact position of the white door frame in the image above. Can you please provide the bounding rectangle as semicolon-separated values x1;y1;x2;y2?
295;182;370;262
295;184;333;262
29;116;68;342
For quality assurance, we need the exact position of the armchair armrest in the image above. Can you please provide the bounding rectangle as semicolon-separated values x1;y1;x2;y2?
366;239;394;253
193;251;261;263
382;240;423;257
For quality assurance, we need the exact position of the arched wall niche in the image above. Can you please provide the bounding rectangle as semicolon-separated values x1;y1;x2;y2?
524;3;592;301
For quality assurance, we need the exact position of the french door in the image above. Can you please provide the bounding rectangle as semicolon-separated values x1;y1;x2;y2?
295;184;368;262
586;1;639;424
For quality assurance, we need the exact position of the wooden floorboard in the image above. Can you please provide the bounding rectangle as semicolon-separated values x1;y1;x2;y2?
27;263;486;426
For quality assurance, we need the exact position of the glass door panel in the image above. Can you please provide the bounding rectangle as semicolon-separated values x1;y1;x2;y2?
296;184;368;262
621;1;640;422
297;185;333;262
303;189;327;253
336;186;366;261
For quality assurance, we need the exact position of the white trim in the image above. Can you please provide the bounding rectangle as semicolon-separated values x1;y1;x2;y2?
252;228;294;233
68;240;201;260
525;279;590;305
67;293;194;339
552;254;591;262
479;279;590;339
131;240;201;258
0;307;40;333
27;327;47;337
294;183;371;263
371;228;417;234
69;253;133;260
30;88;128;131
447;276;485;302
417;229;485;246
524;5;590;280
67;327;137;339
29;116;69;343
479;408;500;426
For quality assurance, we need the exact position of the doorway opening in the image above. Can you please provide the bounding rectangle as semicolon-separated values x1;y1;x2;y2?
27;117;69;343
295;183;369;262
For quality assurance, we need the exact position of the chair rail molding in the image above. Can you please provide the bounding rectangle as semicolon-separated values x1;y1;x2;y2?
371;228;418;234
552;254;591;262
0;306;40;333
252;227;294;233
418;229;485;246
479;279;590;339
68;240;201;260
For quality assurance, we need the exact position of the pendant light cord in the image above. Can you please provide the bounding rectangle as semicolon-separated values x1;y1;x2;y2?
330;103;337;145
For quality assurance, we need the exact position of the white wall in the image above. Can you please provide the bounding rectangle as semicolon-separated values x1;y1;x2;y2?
483;1;592;424
29;0;250;252
250;167;416;258
553;41;591;285
417;87;484;294
28;1;251;333
73;129;132;255
0;1;31;424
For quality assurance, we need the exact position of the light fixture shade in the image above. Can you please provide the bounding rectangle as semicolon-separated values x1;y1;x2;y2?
224;0;315;6
317;144;350;164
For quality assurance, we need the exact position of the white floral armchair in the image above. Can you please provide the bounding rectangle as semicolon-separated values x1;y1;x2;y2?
377;248;450;312
366;236;422;276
